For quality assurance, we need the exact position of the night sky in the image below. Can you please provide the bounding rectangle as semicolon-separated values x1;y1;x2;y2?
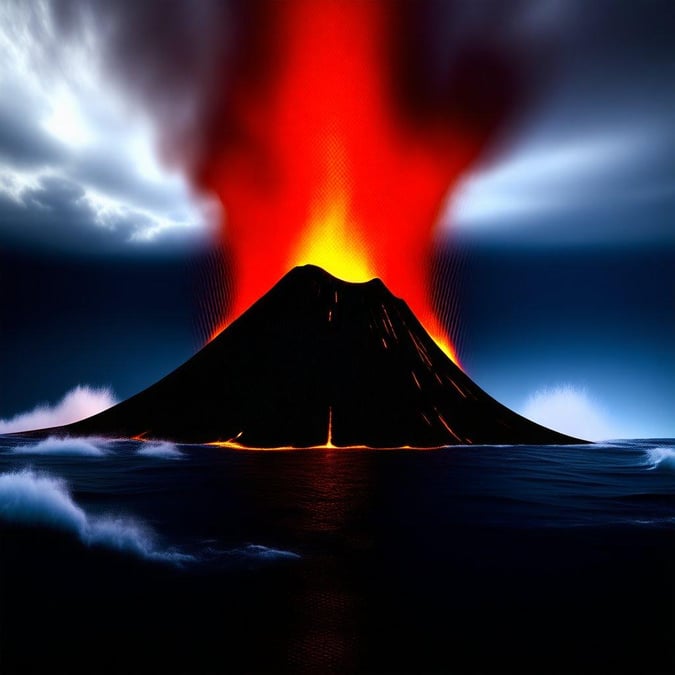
1;0;673;440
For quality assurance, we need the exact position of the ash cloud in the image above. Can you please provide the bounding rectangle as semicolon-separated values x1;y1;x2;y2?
2;0;673;252
49;0;237;175
26;1;573;201
391;0;569;139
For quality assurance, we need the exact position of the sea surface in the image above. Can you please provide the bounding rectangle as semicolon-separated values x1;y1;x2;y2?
0;435;673;674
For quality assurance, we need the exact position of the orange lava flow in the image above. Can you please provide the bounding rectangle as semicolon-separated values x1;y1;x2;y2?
202;0;480;364
205;408;448;451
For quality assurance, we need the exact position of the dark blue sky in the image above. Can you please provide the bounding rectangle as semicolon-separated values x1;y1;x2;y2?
0;1;673;439
442;243;674;438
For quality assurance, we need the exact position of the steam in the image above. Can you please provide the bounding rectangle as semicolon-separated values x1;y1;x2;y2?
522;384;620;441
0;386;116;434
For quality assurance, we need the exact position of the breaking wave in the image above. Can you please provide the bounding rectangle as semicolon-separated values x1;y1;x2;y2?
137;441;183;460
0;470;301;568
0;470;192;564
0;386;116;434
12;436;110;457
644;447;675;472
8;437;184;460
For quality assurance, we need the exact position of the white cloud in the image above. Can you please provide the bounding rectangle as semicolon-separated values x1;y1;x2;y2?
0;3;217;251
42;88;94;149
446;132;659;229
520;384;622;441
0;386;116;434
0;166;41;201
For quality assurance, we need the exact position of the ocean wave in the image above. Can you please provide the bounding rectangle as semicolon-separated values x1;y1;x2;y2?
136;441;183;460
12;436;110;457
0;470;300;568
628;516;675;528
0;470;192;564
644;447;675;472
194;542;301;568
228;544;301;561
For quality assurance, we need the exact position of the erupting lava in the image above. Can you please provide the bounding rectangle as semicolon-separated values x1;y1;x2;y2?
201;0;489;364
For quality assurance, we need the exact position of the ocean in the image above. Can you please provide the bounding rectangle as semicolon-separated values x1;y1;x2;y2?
1;435;673;674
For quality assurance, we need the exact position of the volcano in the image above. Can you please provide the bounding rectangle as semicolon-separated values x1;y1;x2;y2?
55;265;582;446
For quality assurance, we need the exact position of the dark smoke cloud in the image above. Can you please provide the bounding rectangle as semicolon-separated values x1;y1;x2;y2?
46;0;572;184
391;0;568;139
50;0;236;173
21;0;673;249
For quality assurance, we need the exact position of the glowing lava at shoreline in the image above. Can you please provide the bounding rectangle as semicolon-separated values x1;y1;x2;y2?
201;0;487;364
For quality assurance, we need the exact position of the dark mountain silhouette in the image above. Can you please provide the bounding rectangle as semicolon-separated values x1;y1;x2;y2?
52;265;583;446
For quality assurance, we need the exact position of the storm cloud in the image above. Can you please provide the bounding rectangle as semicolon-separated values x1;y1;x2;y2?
447;0;675;244
0;0;219;255
0;0;673;253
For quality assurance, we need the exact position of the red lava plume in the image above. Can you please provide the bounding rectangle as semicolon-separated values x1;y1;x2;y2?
198;0;519;363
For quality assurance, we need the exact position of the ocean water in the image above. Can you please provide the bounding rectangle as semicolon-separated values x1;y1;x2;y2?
0;435;673;674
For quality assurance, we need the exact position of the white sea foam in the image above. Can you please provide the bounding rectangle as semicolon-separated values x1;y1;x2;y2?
0;470;192;564
232;544;301;561
521;384;620;441
0;386;116;434
13;436;109;457
644;447;675;472
137;441;183;460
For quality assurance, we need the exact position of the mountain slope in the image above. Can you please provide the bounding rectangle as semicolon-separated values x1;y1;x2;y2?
57;265;583;446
